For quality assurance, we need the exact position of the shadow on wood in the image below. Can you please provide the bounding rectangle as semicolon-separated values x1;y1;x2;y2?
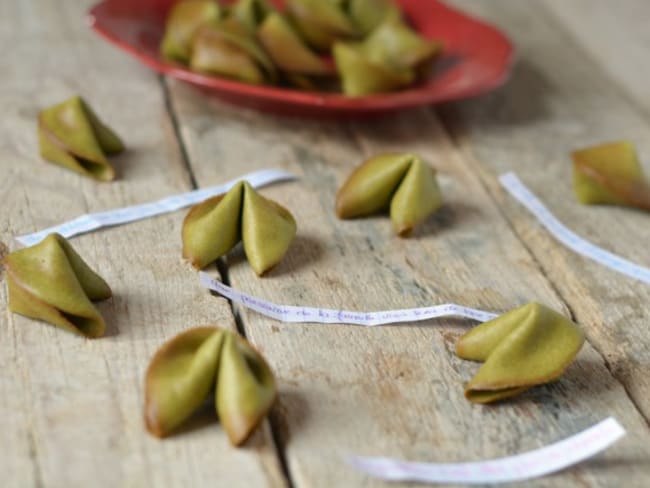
269;388;310;448
440;59;551;130
267;234;325;278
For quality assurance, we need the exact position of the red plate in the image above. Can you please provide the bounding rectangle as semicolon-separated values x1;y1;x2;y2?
88;0;514;117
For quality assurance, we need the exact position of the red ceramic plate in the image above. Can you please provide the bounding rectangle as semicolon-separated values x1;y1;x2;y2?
88;0;514;117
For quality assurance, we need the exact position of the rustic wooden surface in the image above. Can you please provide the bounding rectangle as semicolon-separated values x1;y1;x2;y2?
2;0;650;487
0;1;285;487
442;0;650;422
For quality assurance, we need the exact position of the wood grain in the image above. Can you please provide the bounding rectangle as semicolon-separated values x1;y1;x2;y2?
167;77;650;485
0;1;285;487
443;0;650;424
5;0;650;486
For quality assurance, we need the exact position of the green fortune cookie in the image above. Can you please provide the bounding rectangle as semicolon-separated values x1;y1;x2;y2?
38;96;124;181
144;326;276;445
333;42;414;96
258;12;333;76
160;0;221;63
348;0;400;35
363;17;442;73
336;153;443;236
286;0;359;51
456;303;585;404
572;141;650;211
190;19;276;84
182;181;297;275
334;17;441;96
3;234;112;338
229;0;273;31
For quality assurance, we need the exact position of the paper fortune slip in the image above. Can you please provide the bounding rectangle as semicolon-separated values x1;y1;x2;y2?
16;169;296;246
350;418;624;484
199;272;498;326
500;172;650;285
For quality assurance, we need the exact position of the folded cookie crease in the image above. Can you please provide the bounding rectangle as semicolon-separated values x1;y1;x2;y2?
182;180;296;274
572;141;650;211
38;96;124;181
144;326;276;445
456;302;585;404
4;233;112;337
336;153;443;235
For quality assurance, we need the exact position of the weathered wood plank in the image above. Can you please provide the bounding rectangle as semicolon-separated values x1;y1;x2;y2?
168;74;650;486
543;0;650;117
442;0;650;424
0;1;285;487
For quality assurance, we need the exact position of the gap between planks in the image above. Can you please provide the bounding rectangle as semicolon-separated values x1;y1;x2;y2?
160;75;295;488
161;76;199;189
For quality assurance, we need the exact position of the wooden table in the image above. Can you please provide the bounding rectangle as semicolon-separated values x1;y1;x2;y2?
2;1;650;486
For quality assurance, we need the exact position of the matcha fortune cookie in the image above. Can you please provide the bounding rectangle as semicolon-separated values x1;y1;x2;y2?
160;0;220;63
334;17;441;96
286;0;359;51
572;141;650;212
144;327;276;445
348;0;400;36
333;42;414;96
363;16;442;77
182;181;296;275
190;18;277;85
456;303;585;404
229;0;273;31
336;153;443;236
3;234;112;338
38;96;124;181
258;12;333;77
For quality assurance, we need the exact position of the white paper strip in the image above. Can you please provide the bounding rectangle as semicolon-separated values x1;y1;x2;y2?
199;272;498;326
350;417;625;484
15;169;296;246
500;173;650;285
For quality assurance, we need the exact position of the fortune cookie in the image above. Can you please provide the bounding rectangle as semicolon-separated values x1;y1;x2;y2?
363;17;442;75
229;0;272;31
456;302;584;404
160;0;221;63
333;42;414;96
38;96;124;181
334;17;441;96
190;19;276;84
572;141;650;212
336;153;443;235
182;181;296;274
144;326;276;445
258;12;332;76
348;0;400;35
3;234;112;337
286;0;359;51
